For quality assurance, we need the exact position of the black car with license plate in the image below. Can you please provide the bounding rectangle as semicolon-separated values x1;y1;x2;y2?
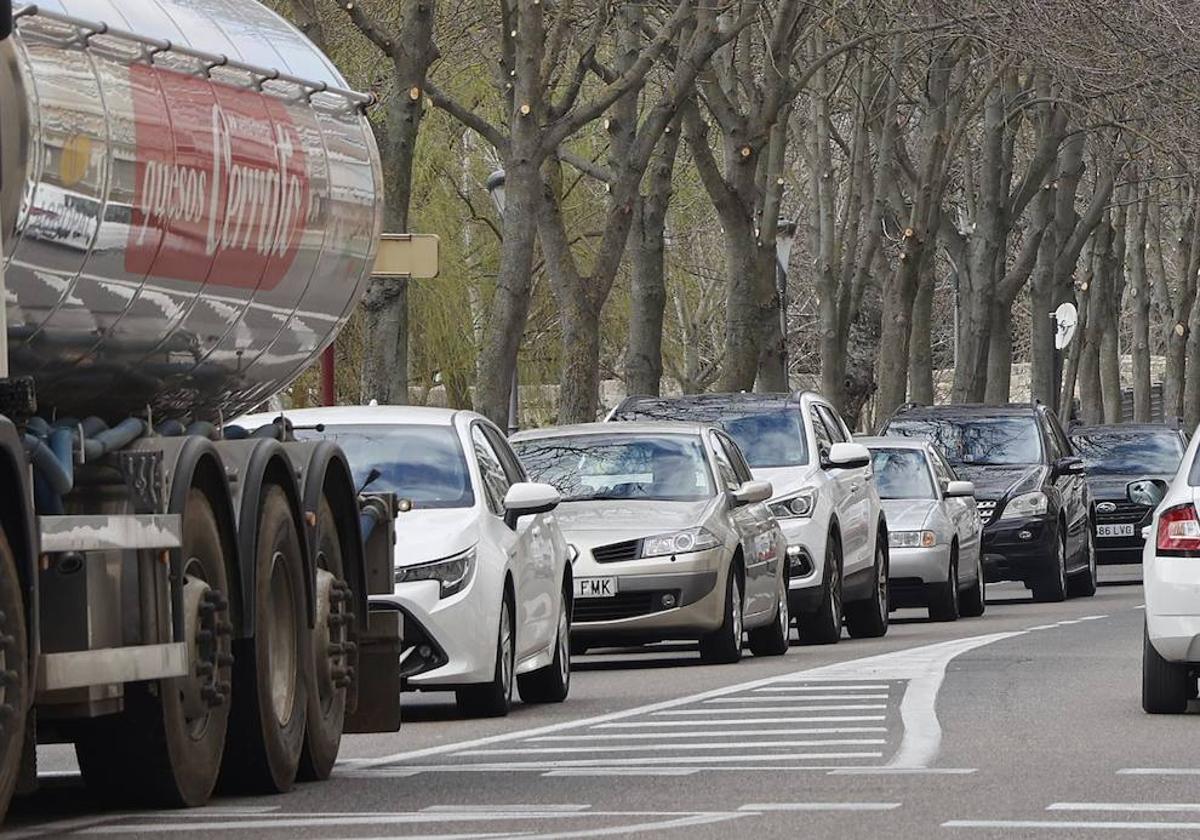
879;402;1096;602
1069;422;1189;565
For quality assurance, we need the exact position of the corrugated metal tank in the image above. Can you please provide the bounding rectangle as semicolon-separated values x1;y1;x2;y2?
0;0;383;422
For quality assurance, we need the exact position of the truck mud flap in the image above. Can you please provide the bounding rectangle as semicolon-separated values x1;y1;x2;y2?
343;608;401;734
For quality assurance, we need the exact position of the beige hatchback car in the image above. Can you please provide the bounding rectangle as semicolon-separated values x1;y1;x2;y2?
511;422;791;663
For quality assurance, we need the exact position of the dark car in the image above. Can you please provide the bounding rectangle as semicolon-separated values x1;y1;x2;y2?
879;402;1095;602
1069;422;1189;565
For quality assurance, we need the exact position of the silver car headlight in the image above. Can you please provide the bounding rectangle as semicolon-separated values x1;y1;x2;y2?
889;530;936;548
641;527;720;558
999;491;1049;520
768;488;818;519
395;547;476;598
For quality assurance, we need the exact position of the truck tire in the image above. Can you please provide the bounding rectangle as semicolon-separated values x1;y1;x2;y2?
220;485;309;793
0;527;28;823
298;498;350;781
76;488;233;807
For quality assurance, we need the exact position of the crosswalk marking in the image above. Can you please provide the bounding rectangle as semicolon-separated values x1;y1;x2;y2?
530;728;888;741
753;684;891;692
1049;803;1200;813
945;819;1200;831
1119;768;1200;776
741;802;902;812
704;695;890;703
594;716;887;727
654;705;886;714
454;740;886;755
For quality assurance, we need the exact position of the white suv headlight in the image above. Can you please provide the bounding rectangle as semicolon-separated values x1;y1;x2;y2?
395;547;476;598
769;488;818;519
1000;491;1049;519
641;527;720;558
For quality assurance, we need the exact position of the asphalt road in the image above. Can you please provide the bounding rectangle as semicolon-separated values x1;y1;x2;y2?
11;564;1200;840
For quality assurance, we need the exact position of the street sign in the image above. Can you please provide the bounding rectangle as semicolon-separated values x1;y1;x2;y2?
1054;302;1078;349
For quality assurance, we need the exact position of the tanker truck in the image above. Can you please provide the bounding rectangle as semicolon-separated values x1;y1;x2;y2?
0;0;411;820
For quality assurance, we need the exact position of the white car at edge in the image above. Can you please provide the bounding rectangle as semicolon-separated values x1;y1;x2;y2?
1134;446;1200;713
237;405;574;717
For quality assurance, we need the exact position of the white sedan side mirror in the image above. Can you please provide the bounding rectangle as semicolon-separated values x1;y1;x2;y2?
731;479;773;506
945;480;975;498
503;482;560;529
827;442;871;470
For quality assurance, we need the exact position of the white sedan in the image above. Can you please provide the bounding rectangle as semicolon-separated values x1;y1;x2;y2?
1132;464;1200;713
237;405;573;717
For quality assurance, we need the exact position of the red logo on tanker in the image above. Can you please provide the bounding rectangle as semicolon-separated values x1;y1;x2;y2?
125;64;312;290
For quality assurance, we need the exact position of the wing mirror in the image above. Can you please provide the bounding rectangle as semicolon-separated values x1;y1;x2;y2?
826;442;871;470
731;479;773;507
1127;478;1168;509
944;480;975;498
503;482;561;529
1053;455;1085;476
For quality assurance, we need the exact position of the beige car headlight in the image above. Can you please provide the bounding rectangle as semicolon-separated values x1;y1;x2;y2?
641;527;720;558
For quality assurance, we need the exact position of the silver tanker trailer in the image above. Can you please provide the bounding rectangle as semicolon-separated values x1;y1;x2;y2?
0;0;418;820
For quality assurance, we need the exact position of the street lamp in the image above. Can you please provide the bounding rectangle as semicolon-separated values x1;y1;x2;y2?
775;218;797;380
485;169;520;435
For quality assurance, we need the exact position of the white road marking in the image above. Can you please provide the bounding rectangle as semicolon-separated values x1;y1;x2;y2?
456;740;885;755
371;754;885;772
345;629;1024;770
421;805;591;813
4;807;283;840
944;819;1200;831
1049;803;1200;813
704;695;890;703
652;705;886;714
593;716;887;727
1120;769;1200;776
542;768;701;777
740;802;902;812
753;684;891;692
829;767;977;775
1027;624;1058;631
529;727;888;741
1078;615;1110;621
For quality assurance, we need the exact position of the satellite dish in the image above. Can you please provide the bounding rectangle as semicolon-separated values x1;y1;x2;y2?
1054;302;1078;350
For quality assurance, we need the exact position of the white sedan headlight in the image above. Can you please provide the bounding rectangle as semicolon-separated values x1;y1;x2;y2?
889;530;936;548
641;527;720;558
395;547;476;598
999;491;1049;520
768;488;817;519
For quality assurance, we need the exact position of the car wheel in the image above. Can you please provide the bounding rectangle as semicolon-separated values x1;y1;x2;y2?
959;549;986;618
456;597;515;717
1032;525;1068;603
798;534;842;645
748;571;790;657
1068;528;1098;598
845;535;889;638
700;567;744;664
1143;623;1193;714
928;545;960;623
518;587;571;703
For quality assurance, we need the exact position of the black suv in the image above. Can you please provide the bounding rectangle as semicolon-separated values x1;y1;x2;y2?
1069;421;1189;565
879;403;1096;602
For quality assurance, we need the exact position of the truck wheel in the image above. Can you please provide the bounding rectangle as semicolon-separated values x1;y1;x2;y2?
518;586;571;703
799;535;842;645
77;488;233;807
1143;623;1193;714
221;485;309;793
0;528;28;822
845;536;889;638
298;498;351;781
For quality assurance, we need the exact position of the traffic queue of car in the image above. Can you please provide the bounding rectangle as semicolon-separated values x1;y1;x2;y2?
237;394;1193;719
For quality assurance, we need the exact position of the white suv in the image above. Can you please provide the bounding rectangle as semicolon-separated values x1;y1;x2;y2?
609;391;890;642
1132;451;1200;713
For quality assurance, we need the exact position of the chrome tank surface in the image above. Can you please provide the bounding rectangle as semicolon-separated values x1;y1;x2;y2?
2;1;383;422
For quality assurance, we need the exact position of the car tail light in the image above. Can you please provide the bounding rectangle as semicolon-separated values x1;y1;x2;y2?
1156;503;1200;554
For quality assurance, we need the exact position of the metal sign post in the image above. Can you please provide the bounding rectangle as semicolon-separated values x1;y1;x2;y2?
320;233;440;405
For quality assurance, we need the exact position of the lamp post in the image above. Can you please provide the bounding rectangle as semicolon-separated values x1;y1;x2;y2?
486;169;519;435
775;218;797;381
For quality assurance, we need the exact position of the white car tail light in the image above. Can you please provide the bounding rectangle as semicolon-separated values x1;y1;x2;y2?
1156;503;1200;554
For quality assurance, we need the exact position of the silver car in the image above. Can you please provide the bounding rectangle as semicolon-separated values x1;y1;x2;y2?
859;437;985;621
511;422;790;663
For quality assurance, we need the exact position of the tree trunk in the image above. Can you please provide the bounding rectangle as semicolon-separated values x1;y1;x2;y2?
1129;191;1151;421
1100;201;1128;423
1165;326;1188;421
1029;186;1060;406
559;297;603;423
720;216;766;392
909;268;935;404
984;303;1012;404
475;161;541;426
624;124;682;397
